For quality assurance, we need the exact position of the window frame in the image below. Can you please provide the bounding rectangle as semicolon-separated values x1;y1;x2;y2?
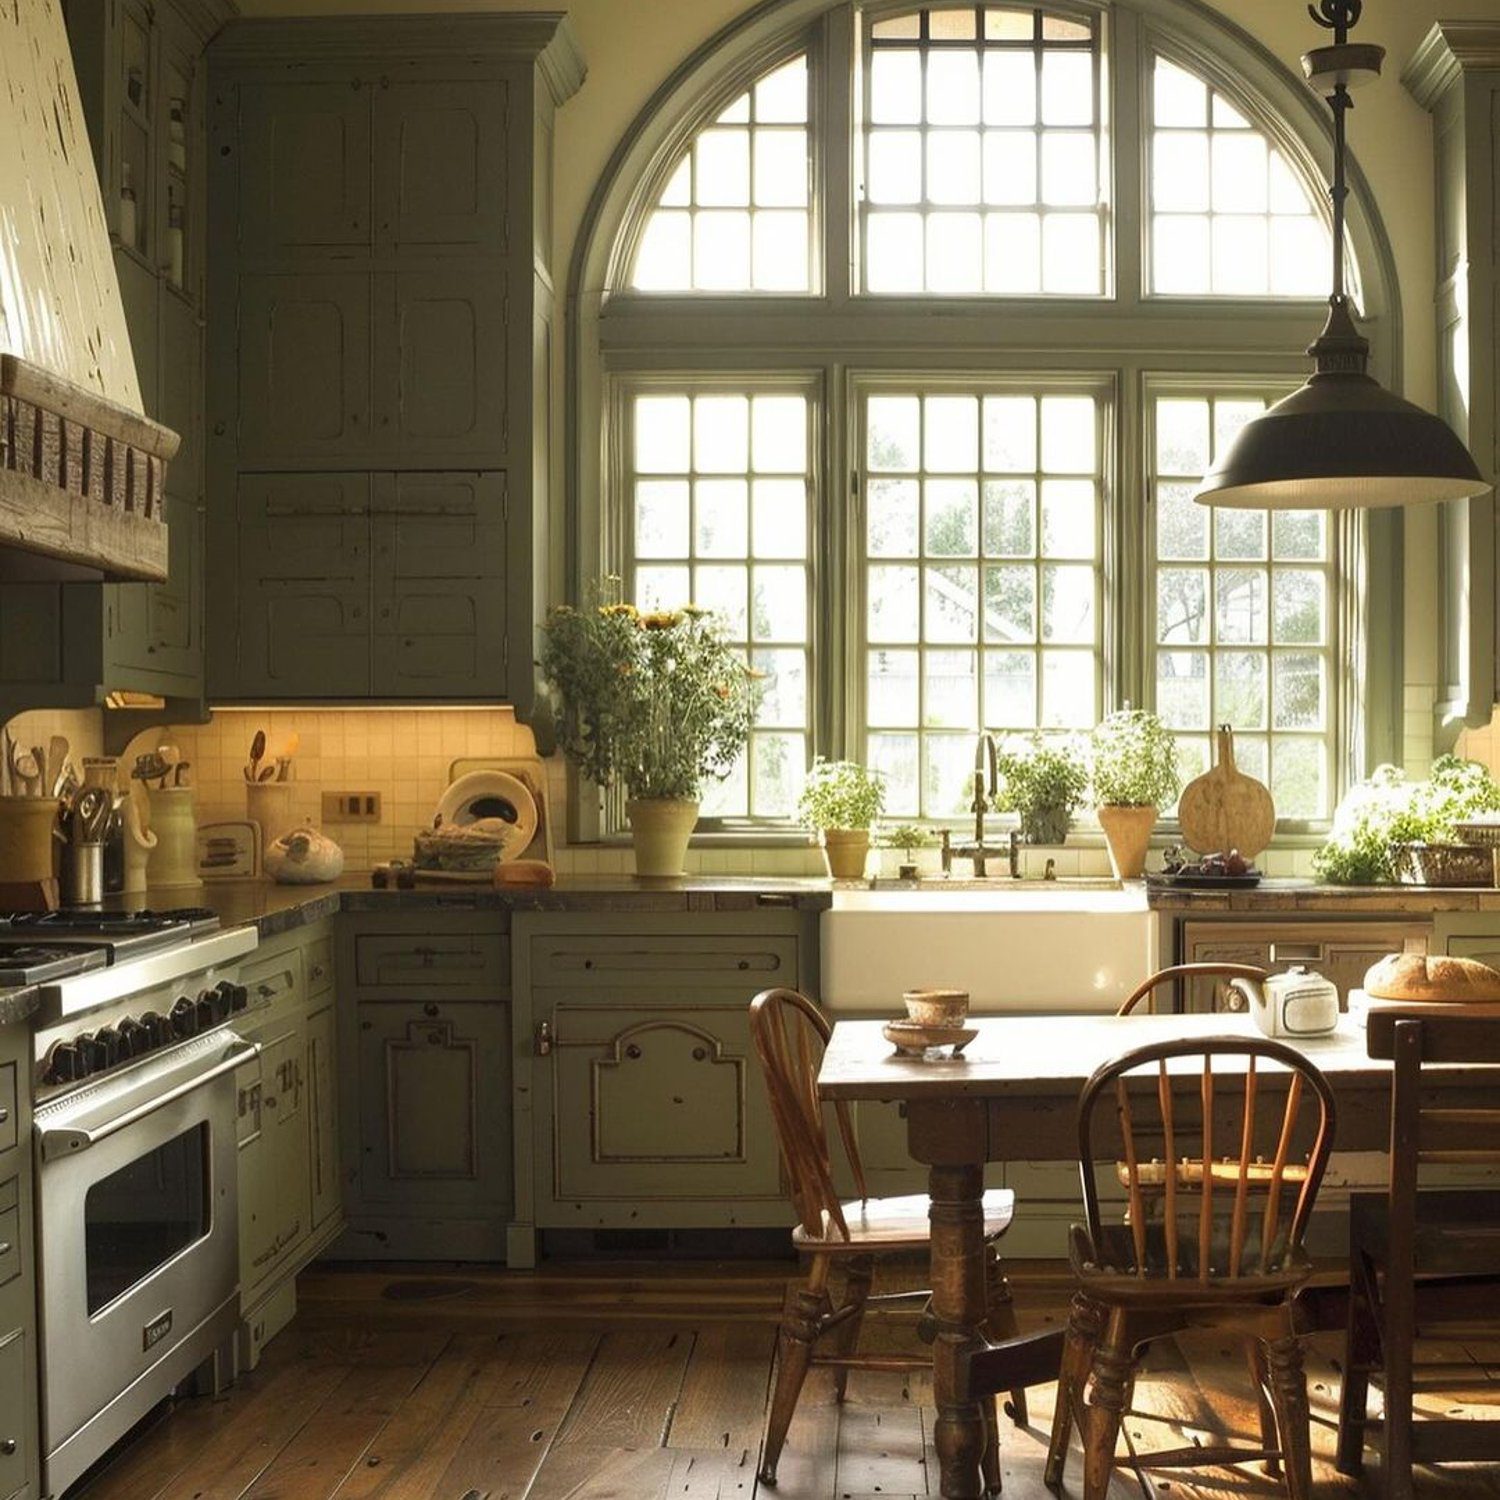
568;0;1407;844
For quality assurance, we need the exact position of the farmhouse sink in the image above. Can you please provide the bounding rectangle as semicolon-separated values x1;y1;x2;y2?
820;882;1157;1014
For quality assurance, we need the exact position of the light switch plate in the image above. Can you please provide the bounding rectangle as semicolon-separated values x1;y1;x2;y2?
321;791;382;823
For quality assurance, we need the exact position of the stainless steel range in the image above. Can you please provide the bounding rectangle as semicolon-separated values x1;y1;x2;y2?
14;909;259;1497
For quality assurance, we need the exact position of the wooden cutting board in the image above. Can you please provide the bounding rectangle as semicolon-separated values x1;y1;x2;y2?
1177;725;1276;858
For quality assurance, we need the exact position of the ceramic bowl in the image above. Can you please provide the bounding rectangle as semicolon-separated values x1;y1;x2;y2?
902;988;970;1027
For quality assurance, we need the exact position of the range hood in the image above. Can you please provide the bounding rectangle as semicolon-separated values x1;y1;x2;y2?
0;0;176;582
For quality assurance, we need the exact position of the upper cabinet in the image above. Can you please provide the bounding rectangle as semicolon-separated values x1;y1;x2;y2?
206;16;584;708
1405;25;1500;738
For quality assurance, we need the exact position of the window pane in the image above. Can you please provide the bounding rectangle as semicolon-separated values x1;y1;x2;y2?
864;9;1104;296
626;389;812;818
863;383;1102;815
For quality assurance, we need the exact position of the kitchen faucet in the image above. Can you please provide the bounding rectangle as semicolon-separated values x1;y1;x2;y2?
940;731;1022;878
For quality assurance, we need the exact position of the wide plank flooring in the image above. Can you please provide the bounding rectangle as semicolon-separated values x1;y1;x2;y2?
72;1259;1500;1500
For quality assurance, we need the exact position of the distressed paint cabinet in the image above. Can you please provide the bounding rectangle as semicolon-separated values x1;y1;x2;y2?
0;1024;38;1500
0;0;233;722
334;914;512;1260
233;922;342;1371
206;16;583;707
508;908;819;1266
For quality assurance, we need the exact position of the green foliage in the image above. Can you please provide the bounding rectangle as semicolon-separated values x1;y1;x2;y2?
1090;708;1181;810
877;822;935;857
539;582;759;800
1313;755;1500;884
992;734;1090;825
797;759;886;831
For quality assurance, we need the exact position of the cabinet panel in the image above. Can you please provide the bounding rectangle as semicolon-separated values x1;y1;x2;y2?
239;1023;310;1294
530;935;799;991
0;1065;14;1154
116;252;160;414
0;1328;31;1500
353;931;507;993
307;1004;340;1231
371;472;507;696
236;82;372;254
546;1004;781;1203
158;288;202;495
356;1001;511;1212
376;81;509;253
238;274;373;465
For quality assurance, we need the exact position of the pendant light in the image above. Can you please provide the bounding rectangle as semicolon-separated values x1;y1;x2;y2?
1193;0;1490;510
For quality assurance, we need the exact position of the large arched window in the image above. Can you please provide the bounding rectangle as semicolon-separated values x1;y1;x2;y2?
573;0;1401;829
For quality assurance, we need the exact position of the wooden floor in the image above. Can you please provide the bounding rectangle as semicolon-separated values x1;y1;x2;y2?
72;1258;1500;1500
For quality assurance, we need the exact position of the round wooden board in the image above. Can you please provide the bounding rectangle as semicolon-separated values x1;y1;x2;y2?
1177;726;1276;858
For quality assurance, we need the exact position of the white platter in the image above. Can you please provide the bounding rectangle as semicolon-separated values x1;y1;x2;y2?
434;770;538;863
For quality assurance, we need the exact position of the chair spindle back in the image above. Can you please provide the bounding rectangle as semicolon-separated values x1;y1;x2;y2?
1115;963;1271;1017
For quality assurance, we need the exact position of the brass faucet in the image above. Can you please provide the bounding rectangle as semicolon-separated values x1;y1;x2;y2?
939;732;1023;878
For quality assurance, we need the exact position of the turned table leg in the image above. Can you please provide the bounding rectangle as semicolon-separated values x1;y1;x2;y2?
929;1160;990;1499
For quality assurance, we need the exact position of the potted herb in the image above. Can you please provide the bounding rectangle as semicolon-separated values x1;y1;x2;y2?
540;583;758;877
878;822;935;880
797;759;885;880
1090;708;1181;878
993;734;1088;845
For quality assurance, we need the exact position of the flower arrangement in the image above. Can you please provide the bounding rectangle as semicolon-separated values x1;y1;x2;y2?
1090;708;1181;810
539;582;759;801
992;734;1089;844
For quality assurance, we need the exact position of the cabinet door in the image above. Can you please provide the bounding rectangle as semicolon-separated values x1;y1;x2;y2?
544;1002;782;1204
246;1025;310;1292
116;251;160;414
374;80;510;254
377;270;509;463
356;1000;510;1213
228;474;371;697
235;82;372;255
370;472;507;697
238;273;373;466
0;1327;32;1500
158;286;201;496
307;1004;340;1231
105;492;203;694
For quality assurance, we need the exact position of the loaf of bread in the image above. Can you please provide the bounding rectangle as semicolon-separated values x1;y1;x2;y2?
1362;952;1500;1003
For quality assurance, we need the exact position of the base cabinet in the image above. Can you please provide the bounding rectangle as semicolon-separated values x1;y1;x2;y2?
0;1027;38;1500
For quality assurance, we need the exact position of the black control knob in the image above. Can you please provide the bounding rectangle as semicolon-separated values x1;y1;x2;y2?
170;996;198;1038
92;1026;121;1070
70;1032;97;1079
212;980;240;1019
117;1016;149;1059
195;992;217;1029
140;1011;171;1049
43;1040;82;1085
229;982;249;1013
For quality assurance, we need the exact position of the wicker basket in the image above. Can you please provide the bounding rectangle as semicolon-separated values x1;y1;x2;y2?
1391;841;1494;887
1455;820;1500;850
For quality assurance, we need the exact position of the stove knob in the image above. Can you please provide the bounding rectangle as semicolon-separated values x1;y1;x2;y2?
212;980;241;1018
170;996;198;1038
140;1011;171;1049
195;991;217;1029
117;1016;149;1058
229;983;249;1013
43;1040;82;1085
70;1033;97;1079
92;1026;121;1070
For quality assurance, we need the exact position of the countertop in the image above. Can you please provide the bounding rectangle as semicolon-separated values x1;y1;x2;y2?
1142;877;1500;914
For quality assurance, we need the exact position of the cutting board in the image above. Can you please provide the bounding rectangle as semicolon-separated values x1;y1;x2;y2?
1177;725;1275;858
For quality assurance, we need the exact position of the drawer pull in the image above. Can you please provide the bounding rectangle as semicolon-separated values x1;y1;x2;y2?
311;964;327;981
535;1020;553;1057
692;1047;707;1062
0;1107;7;1125
737;960;749;970
0;1241;10;1257
625;1043;642;1060
424;1003;440;1018
0;1438;14;1456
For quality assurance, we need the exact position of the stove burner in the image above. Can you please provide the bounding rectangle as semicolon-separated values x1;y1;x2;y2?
0;907;219;935
0;944;110;986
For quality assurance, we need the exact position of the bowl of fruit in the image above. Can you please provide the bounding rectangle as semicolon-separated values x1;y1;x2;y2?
1149;846;1261;888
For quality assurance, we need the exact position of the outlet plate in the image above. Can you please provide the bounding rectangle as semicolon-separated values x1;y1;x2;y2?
321;791;382;823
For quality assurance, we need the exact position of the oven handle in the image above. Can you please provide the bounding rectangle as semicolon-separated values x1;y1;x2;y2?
39;1039;261;1160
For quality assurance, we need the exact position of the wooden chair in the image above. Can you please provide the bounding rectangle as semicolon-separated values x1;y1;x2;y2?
1044;1035;1337;1500
1335;1006;1500;1499
1115;961;1271;1016
749;987;1026;1491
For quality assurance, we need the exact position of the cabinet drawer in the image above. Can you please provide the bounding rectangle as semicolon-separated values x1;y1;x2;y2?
0;1062;13;1154
530;935;797;991
0;1176;17;1291
306;935;335;997
241;947;304;1017
0;1327;29;1499
354;933;506;992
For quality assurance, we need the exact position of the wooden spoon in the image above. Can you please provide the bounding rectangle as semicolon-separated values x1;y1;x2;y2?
247;728;266;783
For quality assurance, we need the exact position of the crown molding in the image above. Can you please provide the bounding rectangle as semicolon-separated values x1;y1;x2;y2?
1403;21;1500;110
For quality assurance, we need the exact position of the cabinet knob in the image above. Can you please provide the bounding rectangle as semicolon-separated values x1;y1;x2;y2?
625;1043;642;1060
423;1002;439;1018
534;1019;553;1056
0;1438;14;1456
691;1047;707;1062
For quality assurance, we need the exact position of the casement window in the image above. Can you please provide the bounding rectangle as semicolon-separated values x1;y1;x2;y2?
580;0;1396;832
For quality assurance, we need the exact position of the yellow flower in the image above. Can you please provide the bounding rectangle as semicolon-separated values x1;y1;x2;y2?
641;610;683;630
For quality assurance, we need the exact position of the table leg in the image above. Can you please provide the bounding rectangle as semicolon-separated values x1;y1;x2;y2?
929;1160;990;1499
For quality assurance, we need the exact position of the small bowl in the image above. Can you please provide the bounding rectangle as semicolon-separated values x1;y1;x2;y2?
903;988;970;1027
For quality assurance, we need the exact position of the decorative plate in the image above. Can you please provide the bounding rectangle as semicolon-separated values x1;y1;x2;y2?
433;771;538;863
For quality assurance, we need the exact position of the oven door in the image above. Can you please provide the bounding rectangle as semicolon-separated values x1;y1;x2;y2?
34;1031;258;1493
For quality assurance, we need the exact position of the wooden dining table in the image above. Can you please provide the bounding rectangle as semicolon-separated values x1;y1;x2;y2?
816;1010;1500;1500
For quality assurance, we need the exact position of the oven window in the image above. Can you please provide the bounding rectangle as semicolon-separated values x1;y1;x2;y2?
84;1123;210;1315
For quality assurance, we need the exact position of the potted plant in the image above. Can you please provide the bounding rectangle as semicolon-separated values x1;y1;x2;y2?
993;734;1088;845
878;822;935;880
1090;708;1181;878
797;759;885;879
540;584;759;877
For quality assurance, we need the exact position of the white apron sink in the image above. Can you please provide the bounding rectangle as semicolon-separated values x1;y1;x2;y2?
819;884;1158;1014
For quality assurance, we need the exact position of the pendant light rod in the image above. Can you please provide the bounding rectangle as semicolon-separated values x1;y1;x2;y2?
1309;0;1361;305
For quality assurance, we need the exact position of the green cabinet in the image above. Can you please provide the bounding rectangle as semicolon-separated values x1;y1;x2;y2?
334;915;512;1259
510;910;820;1264
307;1001;341;1232
0;1026;38;1500
207;17;583;706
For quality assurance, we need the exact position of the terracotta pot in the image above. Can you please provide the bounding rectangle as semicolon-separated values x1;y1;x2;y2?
626;797;699;877
1097;803;1157;879
820;828;871;880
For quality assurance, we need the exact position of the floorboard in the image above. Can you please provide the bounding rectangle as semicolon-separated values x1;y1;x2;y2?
69;1260;1500;1500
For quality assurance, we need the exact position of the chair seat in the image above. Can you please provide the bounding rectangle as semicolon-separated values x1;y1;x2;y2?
792;1187;1016;1250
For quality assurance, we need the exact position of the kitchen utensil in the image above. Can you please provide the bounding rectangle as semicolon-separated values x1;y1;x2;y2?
12;747;40;797
1177;725;1276;860
132;750;169;786
273;757;290;781
1236;966;1340;1039
73;787;110;843
156;745;181;789
173;759;191;788
435;770;538;860
48;734;69;795
30;746;47;796
256;764;277;781
246;728;266;782
274;732;299;779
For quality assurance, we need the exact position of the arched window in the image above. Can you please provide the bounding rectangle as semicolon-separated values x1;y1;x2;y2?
573;0;1400;829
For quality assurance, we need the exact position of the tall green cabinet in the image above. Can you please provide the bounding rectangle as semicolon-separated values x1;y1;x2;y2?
205;16;583;707
0;0;232;723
